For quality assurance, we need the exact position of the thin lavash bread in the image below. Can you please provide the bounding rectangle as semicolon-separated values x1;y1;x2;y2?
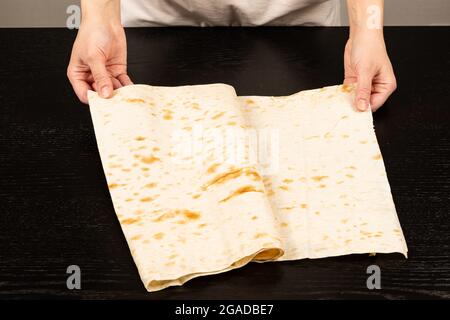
88;83;407;292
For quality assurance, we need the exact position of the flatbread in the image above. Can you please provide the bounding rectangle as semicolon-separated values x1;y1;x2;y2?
88;83;407;292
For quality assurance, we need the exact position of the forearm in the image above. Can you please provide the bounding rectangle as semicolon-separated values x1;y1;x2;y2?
81;0;121;25
346;0;384;39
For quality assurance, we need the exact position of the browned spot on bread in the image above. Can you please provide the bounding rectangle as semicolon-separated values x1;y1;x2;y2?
141;167;149;171
121;218;140;225
141;155;160;164
282;179;294;183
108;163;122;168
251;215;258;220
192;194;201;199
246;170;262;181
203;167;256;189
183;210;201;220
191;103;201;110
152;147;160;152
121;168;131;172
211;111;225;120
144;182;157;188
279;185;289;191
163;110;173;120
245;99;255;105
125;198;133;202
254;233;268;239
198;223;207;228
140;197;154;202
183;126;192;131
227;121;237;126
318;184;327;188
311;176;328;182
372;153;382;160
341;84;353;93
126;98;145;103
108;183;120;189
153;209;200;223
280;222;288;228
219;186;263;202
153;232;164;240
324;132;333;139
169;254;178;259
135;136;146;141
153;211;177;222
131;235;142;240
345;174;354;178
341;218;349;224
359;140;368;144
300;203;308;209
206;163;220;174
341;115;349;119
315;211;320;215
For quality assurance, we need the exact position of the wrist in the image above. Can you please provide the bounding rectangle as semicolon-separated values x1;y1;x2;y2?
349;27;384;42
347;0;384;40
81;0;122;27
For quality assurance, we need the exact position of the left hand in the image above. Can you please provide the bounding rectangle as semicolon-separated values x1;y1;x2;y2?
344;33;397;112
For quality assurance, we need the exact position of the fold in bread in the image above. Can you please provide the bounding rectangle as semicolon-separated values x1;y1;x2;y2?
88;83;407;292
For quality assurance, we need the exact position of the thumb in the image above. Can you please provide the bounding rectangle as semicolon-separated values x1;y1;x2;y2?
90;60;113;98
355;72;373;111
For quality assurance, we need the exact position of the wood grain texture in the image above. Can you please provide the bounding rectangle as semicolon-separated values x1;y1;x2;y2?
0;27;449;299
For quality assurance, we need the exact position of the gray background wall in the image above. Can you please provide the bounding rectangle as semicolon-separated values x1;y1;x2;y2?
0;0;449;27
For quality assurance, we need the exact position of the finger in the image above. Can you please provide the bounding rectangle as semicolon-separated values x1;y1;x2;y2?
370;81;397;111
72;80;92;104
117;73;133;86
89;60;113;99
343;77;357;85
355;72;374;112
67;68;92;104
93;77;122;93
112;77;123;89
370;93;388;112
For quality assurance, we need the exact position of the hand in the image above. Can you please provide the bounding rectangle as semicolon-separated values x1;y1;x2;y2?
344;33;397;112
67;12;132;103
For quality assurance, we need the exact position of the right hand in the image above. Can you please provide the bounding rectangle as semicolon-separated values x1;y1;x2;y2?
67;19;132;104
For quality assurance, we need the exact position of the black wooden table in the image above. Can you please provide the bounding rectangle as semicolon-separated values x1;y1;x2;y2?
0;27;449;300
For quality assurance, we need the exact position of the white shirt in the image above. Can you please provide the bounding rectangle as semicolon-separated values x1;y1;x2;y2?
121;0;341;27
